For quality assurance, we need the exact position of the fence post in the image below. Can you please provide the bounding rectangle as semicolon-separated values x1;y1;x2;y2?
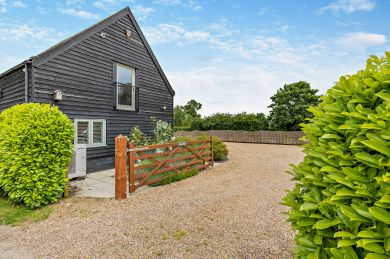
209;136;214;166
115;135;127;200
128;142;136;193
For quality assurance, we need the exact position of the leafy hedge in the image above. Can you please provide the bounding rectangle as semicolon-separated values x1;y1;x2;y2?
174;112;269;131
201;112;269;131
0;103;74;208
283;53;390;258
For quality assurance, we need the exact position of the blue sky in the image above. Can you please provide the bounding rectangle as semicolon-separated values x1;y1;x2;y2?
0;0;389;115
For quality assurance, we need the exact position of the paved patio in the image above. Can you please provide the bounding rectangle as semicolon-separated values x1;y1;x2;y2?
69;169;116;198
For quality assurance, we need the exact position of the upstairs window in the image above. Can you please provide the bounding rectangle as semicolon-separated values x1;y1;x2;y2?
115;63;136;110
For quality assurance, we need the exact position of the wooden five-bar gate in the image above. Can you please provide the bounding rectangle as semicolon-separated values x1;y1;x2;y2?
115;135;214;199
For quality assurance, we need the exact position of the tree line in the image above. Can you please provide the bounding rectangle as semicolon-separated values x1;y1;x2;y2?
174;81;321;131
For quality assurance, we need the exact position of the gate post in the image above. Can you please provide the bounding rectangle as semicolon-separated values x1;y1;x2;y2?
115;135;127;200
209;136;214;166
128;142;136;193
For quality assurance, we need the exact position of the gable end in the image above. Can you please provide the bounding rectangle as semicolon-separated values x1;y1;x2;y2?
32;7;175;97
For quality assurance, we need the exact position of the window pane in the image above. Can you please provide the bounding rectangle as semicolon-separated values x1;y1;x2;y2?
117;65;133;85
118;85;133;107
77;121;89;144
93;121;103;144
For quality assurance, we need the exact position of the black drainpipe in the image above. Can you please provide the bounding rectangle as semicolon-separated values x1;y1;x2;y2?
24;63;28;103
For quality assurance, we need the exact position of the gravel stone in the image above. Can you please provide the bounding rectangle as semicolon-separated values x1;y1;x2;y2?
0;143;303;258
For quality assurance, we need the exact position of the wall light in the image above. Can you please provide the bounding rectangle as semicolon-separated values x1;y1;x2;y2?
53;90;63;101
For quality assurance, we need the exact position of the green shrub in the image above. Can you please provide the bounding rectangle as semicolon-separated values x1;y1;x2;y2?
0;103;74;208
192;134;228;161
210;136;229;161
283;53;390;258
151;117;174;144
129;126;150;146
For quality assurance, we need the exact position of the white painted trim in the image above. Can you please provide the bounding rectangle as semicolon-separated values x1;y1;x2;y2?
74;118;106;148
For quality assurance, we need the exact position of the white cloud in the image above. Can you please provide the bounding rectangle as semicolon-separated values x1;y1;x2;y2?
0;0;27;12
0;22;55;42
144;24;185;44
66;0;85;5
153;0;202;11
185;0;202;11
58;8;99;19
0;0;6;12
93;1;104;8
132;5;155;21
320;0;376;14
279;25;289;32
153;0;181;5
336;32;386;50
93;0;124;10
12;1;26;8
144;20;237;46
183;31;209;41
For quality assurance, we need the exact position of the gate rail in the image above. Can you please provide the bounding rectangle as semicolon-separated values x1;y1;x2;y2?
115;135;214;199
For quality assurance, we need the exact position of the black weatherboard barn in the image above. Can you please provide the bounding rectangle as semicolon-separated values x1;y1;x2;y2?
0;7;175;172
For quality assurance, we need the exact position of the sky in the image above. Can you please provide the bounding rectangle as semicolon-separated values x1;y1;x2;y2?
0;0;389;115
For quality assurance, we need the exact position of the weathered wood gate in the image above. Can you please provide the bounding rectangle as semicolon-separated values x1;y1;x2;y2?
115;135;214;199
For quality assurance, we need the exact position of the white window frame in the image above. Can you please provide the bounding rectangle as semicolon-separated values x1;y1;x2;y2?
116;63;136;111
74;119;106;148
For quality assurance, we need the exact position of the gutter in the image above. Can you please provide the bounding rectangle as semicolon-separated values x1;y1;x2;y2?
0;61;26;79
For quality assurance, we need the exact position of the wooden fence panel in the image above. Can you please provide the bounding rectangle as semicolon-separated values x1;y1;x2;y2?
175;130;306;145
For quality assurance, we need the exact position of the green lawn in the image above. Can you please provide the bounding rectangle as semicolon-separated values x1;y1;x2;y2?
0;197;52;225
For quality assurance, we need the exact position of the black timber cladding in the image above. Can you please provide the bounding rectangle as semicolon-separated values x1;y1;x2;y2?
0;67;26;110
0;7;174;172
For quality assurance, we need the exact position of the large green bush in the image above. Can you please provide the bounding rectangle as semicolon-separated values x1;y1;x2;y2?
0;103;74;208
283;53;390;258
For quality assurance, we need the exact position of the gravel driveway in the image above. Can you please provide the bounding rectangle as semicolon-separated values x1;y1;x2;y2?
0;142;304;258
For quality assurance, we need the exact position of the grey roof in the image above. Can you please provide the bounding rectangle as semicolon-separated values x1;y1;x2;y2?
0;7;175;96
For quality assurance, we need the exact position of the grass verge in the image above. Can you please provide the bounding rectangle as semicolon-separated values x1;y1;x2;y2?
0;197;52;225
152;170;199;187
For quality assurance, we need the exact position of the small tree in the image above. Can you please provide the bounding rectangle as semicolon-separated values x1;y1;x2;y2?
173;99;202;131
268;81;320;131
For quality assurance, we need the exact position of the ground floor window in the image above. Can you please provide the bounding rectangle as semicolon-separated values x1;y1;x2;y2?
74;119;106;147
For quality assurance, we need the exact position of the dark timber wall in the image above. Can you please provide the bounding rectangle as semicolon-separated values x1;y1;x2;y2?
31;15;174;172
0;68;26;111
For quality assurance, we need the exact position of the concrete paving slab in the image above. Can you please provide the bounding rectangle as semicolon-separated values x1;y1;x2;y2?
69;169;119;198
